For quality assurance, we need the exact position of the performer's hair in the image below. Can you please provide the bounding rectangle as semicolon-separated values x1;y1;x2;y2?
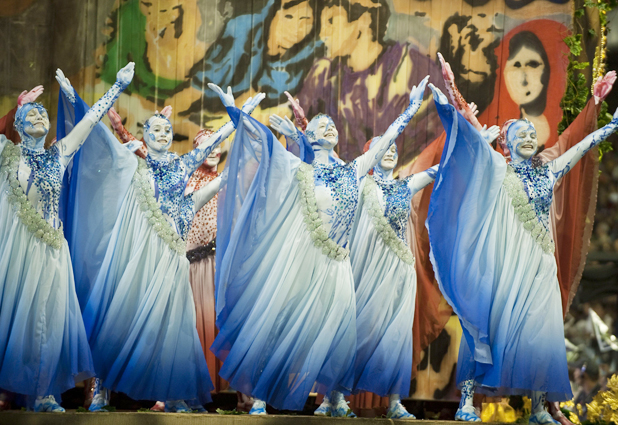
193;129;214;148
507;30;550;117
497;118;518;158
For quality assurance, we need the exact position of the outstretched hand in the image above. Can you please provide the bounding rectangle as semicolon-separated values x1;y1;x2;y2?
437;52;455;87
409;75;430;105
594;71;617;105
480;124;500;144
116;62;135;88
269;114;297;137
241;92;266;114
284;91;307;129
18;85;44;107
55;69;76;103
107;107;123;131
208;84;235;108
160;105;173;119
428;83;449;106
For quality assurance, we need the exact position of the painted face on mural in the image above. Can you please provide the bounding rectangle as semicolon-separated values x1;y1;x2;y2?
504;46;546;107
439;12;501;113
380;143;398;171
144;116;173;154
507;120;538;161
23;106;50;139
140;0;185;42
268;0;314;56
205;146;221;168
319;5;366;58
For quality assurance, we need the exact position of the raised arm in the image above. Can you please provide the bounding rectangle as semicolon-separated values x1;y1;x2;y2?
269;114;302;146
548;107;618;180
193;176;222;212
285;91;308;131
55;63;134;165
438;52;483;131
107;107;147;158
182;84;265;174
407;164;439;196
355;75;429;176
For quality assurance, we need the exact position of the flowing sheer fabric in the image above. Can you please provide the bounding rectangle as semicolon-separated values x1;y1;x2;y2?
0;171;94;399
427;103;572;402
56;91;138;308
59;92;213;403
214;107;356;410
348;180;416;398
400;134;453;379
537;97;600;314
403;96;601;321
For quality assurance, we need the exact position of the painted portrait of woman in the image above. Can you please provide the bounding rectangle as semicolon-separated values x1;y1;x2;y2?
180;0;323;116
478;19;569;149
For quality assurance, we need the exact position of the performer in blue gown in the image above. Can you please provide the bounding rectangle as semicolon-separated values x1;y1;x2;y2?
345;139;437;419
210;75;429;416
426;82;618;425
0;62;134;412
56;75;265;413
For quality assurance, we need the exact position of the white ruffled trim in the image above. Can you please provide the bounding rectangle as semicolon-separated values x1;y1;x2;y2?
295;162;349;261
133;158;186;255
503;165;555;254
0;143;63;249
362;176;415;265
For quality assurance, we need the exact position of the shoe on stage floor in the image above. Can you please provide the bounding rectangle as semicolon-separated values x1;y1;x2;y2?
249;399;267;415
331;399;356;417
387;401;416;419
455;405;481;422
314;399;331;416
164;400;191;413
34;395;65;413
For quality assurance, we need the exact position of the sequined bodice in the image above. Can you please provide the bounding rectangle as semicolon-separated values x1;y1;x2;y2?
509;161;553;231
374;176;413;242
17;146;64;229
146;154;195;239
312;161;360;246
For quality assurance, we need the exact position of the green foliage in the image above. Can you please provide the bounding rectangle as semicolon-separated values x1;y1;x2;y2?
560;0;617;163
216;408;248;415
76;406;89;412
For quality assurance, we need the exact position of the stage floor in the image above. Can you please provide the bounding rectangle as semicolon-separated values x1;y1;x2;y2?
0;411;490;425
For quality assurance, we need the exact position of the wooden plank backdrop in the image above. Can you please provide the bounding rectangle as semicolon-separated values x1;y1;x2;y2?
0;0;577;402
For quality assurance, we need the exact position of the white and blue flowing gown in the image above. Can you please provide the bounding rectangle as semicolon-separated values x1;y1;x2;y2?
56;92;137;309
213;106;357;410
348;174;418;397
58;95;213;403
0;140;94;398
426;102;572;401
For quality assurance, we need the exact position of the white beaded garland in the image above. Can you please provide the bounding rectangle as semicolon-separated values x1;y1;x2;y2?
503;166;555;254
0;143;63;249
295;163;349;261
134;158;186;255
363;176;415;265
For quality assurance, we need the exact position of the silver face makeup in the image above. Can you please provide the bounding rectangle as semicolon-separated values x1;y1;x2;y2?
144;116;173;154
507;121;538;161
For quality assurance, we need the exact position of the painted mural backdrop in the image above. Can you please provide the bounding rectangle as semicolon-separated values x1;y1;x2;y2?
0;0;575;402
